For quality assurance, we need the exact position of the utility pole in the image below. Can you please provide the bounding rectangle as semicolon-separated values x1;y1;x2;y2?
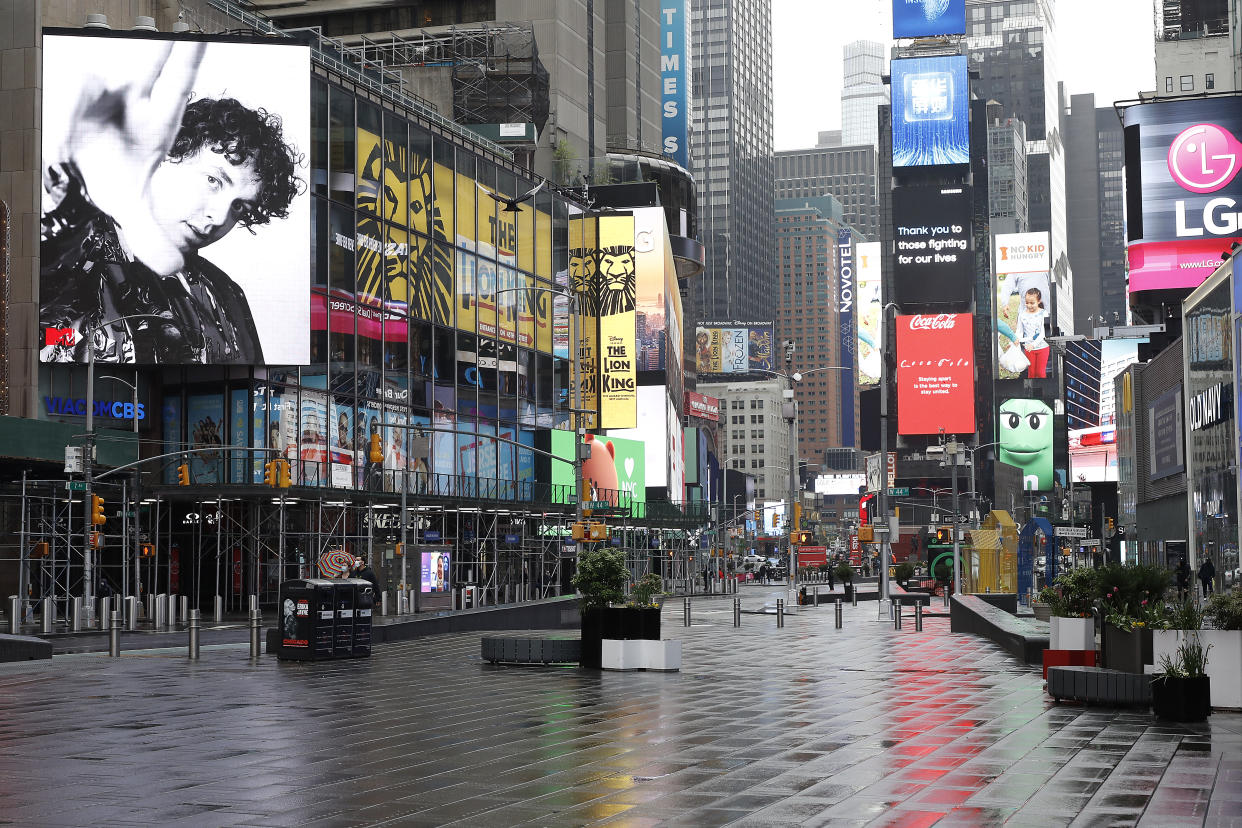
878;304;895;611
947;437;961;595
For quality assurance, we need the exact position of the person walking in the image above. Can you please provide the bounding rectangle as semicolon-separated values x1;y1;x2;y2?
1199;557;1216;598
1175;557;1191;602
826;566;835;592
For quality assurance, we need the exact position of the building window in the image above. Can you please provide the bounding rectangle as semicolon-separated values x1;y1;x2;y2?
1180;75;1194;91
1207;73;1215;90
1165;76;1173;92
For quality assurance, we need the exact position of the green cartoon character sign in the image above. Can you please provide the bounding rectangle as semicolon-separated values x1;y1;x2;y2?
998;398;1053;491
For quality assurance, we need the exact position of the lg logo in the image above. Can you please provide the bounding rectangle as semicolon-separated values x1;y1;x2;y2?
1168;123;1242;194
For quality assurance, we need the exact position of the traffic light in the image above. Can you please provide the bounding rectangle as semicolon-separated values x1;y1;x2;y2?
33;541;49;558
571;522;586;541
771;511;779;527
278;459;292;489
394;542;404;557
935;528;951;545
754;509;762;523
263;460;278;487
90;494;106;526
90;532;102;549
793;502;802;532
369;433;383;463
1105;517;1115;535
177;463;190;486
588;522;609;541
140;544;155;558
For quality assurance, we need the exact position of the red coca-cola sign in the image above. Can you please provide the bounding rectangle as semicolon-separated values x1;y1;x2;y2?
896;313;975;435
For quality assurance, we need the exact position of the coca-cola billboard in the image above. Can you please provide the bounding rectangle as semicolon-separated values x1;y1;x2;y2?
896;313;976;435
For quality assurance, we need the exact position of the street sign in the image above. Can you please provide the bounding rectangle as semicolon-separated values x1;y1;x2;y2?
865;453;882;493
888;487;910;497
1081;538;1101;546
583;501;611;510
65;481;86;492
1055;526;1088;539
874;525;890;536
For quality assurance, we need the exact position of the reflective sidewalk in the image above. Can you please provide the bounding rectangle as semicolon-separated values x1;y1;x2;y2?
0;593;1238;827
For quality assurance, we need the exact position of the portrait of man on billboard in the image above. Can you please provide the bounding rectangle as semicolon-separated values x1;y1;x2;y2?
39;33;310;365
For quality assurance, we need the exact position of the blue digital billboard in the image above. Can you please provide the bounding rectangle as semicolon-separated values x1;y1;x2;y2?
891;55;970;167
893;0;966;39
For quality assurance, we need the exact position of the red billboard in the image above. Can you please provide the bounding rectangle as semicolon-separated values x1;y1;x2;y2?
684;391;720;421
796;546;828;567
896;313;975;435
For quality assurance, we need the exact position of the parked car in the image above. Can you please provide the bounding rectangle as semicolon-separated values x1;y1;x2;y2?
741;554;765;569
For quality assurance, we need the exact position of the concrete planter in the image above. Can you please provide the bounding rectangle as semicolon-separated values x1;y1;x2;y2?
1153;629;1242;709
601;639;643;670
1050;616;1095;651
638;639;682;671
1032;602;1052;622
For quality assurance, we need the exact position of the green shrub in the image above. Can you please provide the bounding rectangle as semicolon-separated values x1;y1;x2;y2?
1203;591;1242;631
571;547;627;609
894;561;916;587
833;563;854;584
629;572;664;607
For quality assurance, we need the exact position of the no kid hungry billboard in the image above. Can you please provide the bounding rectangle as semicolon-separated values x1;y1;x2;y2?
896;313;975;435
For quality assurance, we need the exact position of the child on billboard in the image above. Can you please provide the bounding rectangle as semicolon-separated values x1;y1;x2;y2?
1017;287;1050;378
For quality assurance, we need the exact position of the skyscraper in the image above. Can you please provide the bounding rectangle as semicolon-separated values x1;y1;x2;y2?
774;144;880;241
967;0;1075;333
1154;0;1239;94
841;40;888;149
689;0;775;322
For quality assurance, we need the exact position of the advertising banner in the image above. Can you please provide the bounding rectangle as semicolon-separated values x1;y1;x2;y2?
837;228;856;446
892;187;972;306
660;0;691;168
39;32;311;365
552;429;647;511
608;385;671;487
694;323;775;375
994;232;1052;379
890;55;970;167
597;215;638;428
1122;96;1242;292
896;313;975;435
856;242;883;385
187;393;226;484
569;213;600;429
635;207;672;372
421;551;451;593
998;398;1054;491
893;0;966;39
1149;386;1185;479
684;391;720;421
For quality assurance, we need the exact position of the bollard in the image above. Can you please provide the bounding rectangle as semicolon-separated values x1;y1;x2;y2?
147;594;157;628
188;609;201;659
683;597;691;627
214;595;223;624
835;599;843;629
72;596;83;632
249;609;262;658
733;597;741;627
776;599;785;628
381;591;389;617
851;588;858;607
179;595;189;625
42;597;53;634
249;594;258;612
100;597;112;632
125;596;137;631
159;594;170;629
943;587;950;609
108;610;121;657
894;599;903;630
916;602;924;631
9;596;20;634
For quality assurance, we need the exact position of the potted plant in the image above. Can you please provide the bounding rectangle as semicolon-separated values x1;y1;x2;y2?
1098;564;1168;673
834;563;855;599
1151;636;1212;722
1045;567;1099;651
894;561;915;589
572;546;629;669
1102;604;1158;674
627;572;665;642
1033;585;1055;622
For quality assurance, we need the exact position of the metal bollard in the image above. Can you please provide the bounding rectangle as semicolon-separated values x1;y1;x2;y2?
179;595;189;625
72;596;83;631
683;597;691;627
776;599;785;628
249;594;258;612
108;610;121;657
916;603;924;631
125;596;137;631
249;609;262;658
733;597;741;627
99;597;111;631
893;599;902;630
42;597;53;634
188;609;201;659
214;595;223;624
147;594;157;628
943;588;950;608
835;599;843;629
381;591;389;617
9;597;20;634
851;588;858;607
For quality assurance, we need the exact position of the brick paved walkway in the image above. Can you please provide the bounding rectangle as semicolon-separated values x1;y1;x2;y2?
0;589;1238;827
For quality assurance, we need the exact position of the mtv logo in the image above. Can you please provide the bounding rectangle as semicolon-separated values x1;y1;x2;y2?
45;327;78;348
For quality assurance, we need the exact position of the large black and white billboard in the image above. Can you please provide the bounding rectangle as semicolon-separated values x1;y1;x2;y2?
891;186;973;307
40;31;311;364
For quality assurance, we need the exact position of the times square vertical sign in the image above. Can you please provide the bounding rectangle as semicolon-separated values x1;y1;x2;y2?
661;1;690;168
838;228;856;446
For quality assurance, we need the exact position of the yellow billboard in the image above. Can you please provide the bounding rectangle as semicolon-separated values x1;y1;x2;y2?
597;214;637;429
569;213;599;430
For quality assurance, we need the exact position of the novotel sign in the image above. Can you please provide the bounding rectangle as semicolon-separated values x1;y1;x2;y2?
44;396;146;421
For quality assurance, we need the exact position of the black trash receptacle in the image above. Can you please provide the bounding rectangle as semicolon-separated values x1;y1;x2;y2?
276;578;336;661
343;578;374;657
332;580;356;658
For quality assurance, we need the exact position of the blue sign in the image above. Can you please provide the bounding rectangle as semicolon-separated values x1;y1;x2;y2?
44;395;146;421
424;530;442;542
891;55;970;167
504;533;521;544
893;0;966;39
660;1;690;168
838;228;856;447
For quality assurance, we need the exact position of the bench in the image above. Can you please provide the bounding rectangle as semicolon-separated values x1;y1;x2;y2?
480;634;581;664
949;594;1049;663
1047;666;1151;707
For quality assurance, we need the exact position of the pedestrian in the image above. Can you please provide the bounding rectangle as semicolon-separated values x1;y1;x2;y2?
1175;556;1191;601
702;568;709;592
827;566;835;591
759;563;769;585
1199;557;1216;598
354;559;379;592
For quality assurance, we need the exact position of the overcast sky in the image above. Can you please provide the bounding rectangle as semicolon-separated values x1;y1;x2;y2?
773;0;1157;151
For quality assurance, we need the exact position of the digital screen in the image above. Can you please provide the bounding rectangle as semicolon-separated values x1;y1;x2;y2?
39;31;311;365
891;55;969;167
893;0;966;38
999;398;1054;491
994;232;1052;380
421;551;452;593
896;313;975;435
892;187;972;306
694;323;775;375
856;242;883;386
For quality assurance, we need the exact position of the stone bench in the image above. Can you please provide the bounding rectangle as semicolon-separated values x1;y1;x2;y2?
1047;666;1151;707
0;633;53;662
950;594;1049;664
480;634;581;664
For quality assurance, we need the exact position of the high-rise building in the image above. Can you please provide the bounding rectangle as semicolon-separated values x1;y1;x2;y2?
1064;340;1104;430
698;378;797;503
841;40;888;149
1065;93;1128;334
689;0;775;322
1098;352;1137;426
774;145;879;241
773;197;860;472
984;103;1029;236
967;0;1075;333
1154;0;1240;95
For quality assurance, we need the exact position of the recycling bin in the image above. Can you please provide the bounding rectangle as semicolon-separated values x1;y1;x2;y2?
276;578;336;661
342;578;374;657
332;580;356;658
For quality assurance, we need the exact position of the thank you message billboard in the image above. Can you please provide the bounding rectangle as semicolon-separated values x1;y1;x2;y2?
896;313;975;435
893;187;972;306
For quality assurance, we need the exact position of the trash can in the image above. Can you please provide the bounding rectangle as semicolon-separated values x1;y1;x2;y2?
332;580;356;658
276;578;336;661
343;578;374;657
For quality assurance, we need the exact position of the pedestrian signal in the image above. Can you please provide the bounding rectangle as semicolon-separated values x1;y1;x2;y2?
140;544;155;558
33;541;49;558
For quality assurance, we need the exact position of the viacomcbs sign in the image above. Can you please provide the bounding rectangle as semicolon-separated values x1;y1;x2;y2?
44;396;147;421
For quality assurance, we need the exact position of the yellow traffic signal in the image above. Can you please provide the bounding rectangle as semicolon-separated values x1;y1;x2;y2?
369;433;383;463
394;542;404;557
90;494;106;526
33;541;49;558
278;459;292;488
858;526;874;542
793;502;802;532
589;522;608;541
90;532;102;549
571;522;586;541
754;509;762;523
771;512;779;527
263;460;278;487
177;463;190;486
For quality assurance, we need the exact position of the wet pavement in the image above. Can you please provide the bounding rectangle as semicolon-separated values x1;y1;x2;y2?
0;586;1239;827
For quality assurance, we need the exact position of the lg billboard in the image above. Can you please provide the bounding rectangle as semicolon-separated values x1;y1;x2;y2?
39;31;311;364
893;0;966;39
1123;96;1242;292
892;187;973;306
891;55;969;168
896;313;975;435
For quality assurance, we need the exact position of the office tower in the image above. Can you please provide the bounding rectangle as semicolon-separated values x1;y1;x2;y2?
689;0;775;321
1064;340;1104;430
985;103;1029;236
1065;93;1128;334
1155;0;1239;94
967;0;1075;333
698;378;797;503
774;145;880;241
841;40;888;149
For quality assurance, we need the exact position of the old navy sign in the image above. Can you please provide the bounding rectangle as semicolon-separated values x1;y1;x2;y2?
1189;383;1232;430
44;396;146;421
660;1;690;168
